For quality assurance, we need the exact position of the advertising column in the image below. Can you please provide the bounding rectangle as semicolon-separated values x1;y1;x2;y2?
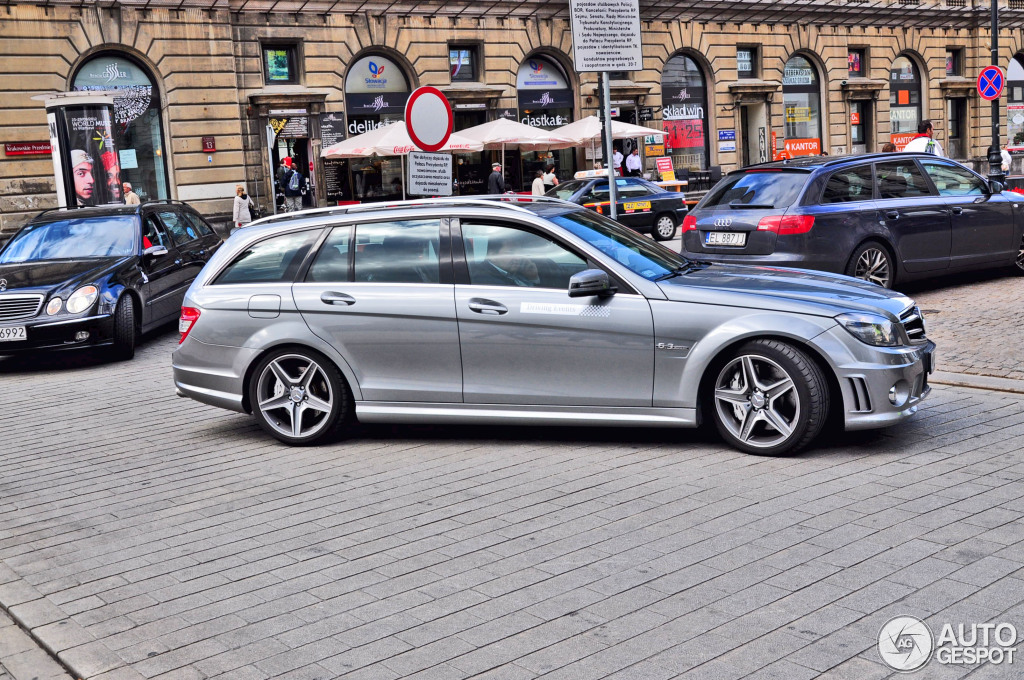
42;93;124;208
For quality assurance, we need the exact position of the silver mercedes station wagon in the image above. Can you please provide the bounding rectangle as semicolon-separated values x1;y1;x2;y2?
173;197;935;456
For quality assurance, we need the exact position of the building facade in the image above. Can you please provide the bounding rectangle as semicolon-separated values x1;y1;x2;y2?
3;0;1024;238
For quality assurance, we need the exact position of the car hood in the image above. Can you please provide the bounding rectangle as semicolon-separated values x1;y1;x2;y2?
0;258;130;294
658;263;914;319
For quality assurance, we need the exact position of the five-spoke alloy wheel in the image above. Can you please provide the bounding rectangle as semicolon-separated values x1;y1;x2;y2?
249;348;350;445
709;340;829;456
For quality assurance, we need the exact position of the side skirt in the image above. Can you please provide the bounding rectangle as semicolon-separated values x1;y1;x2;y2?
355;402;698;428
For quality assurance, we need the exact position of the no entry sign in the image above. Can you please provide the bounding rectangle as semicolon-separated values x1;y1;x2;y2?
978;66;1005;101
405;86;453;152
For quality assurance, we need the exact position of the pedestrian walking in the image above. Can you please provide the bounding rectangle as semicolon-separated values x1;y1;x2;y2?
283;164;304;212
531;170;546;196
902;120;945;157
233;184;255;229
487;162;506;194
625;148;643;177
275;158;289;190
612;147;624;176
542;164;559;192
1001;145;1012;174
123;182;140;204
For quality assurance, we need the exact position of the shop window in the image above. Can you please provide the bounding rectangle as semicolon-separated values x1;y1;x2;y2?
263;44;299;85
946;49;962;77
1007;56;1024;149
449;45;479;83
848;49;865;78
737;48;757;79
782;54;822;157
889;55;922;150
662;53;709;170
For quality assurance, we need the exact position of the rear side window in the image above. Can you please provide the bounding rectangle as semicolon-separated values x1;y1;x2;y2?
183;212;215;237
353;220;440;284
821;165;874;204
306;226;352;282
702;171;808;209
875;161;932;199
158;210;197;245
214;230;318;284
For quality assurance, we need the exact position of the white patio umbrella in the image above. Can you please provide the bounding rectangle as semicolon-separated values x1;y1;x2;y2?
454;118;574;192
320;121;483;199
551;115;656;162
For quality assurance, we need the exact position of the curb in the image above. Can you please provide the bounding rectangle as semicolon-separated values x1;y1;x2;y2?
930;370;1024;395
0;560;143;680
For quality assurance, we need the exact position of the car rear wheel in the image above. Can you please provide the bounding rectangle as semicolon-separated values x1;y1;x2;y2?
249;348;351;446
1014;233;1024;274
653;213;677;241
709;339;829;456
108;296;136;361
846;242;895;288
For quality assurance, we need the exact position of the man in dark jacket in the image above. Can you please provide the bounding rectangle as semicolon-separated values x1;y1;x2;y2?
487;163;506;194
283;164;304;212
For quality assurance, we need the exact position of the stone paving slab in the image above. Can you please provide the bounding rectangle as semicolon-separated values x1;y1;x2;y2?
1;317;1023;679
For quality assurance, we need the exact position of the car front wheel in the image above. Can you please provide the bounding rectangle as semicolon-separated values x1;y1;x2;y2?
108;295;136;361
709;339;829;456
653;213;677;241
249;348;351;445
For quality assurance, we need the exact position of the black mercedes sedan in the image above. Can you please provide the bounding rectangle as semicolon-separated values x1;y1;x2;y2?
546;173;688;241
0;201;221;360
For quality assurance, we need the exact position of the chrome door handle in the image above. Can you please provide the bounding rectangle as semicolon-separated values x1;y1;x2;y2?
320;292;356;306
884;210;900;219
174;259;183;265
950;206;963;215
468;298;508;315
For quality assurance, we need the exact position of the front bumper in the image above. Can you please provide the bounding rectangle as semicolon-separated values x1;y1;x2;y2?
0;314;115;353
814;325;936;430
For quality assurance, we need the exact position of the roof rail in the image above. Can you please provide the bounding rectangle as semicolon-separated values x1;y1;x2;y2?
248;195;578;226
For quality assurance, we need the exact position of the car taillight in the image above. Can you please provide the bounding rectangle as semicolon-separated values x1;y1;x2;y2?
179;307;200;344
682;214;697;232
756;215;815;235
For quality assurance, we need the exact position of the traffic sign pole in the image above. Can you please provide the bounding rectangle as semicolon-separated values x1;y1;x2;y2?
989;3;1004;184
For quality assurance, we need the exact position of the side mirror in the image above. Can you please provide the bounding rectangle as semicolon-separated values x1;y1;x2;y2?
989;180;1005;194
568;269;617;298
143;245;168;258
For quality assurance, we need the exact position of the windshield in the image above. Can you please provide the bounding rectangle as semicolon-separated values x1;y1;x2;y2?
550;209;686;281
547;180;587;200
702;171;809;209
0;216;137;263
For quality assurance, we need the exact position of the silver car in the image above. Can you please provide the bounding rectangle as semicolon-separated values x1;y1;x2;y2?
173;197;935;456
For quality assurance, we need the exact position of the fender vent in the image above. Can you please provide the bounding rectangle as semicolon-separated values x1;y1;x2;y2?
848;377;873;413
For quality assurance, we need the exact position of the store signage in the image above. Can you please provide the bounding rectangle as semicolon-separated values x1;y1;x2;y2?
279;116;308;139
655;157;674;181
638;106;654;122
569;0;643;72
4;142;51;156
119;148;138;169
784;137;821;157
497;109;518;121
851;112;861;125
890;132;917;151
345;56;408;94
454;103;488;109
610;107;620;117
202;136;216;152
319;112;346;148
408;151;453;196
718;140;737;152
347;92;409;116
269;108;307;115
718;130;736;141
783;68;814;86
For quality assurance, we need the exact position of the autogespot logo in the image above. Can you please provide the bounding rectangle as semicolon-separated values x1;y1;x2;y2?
879;616;933;672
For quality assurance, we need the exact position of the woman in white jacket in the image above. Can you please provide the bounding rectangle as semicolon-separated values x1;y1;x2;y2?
232;184;254;229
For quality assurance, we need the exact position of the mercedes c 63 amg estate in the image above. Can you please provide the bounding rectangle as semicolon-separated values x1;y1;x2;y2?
173;197;935;456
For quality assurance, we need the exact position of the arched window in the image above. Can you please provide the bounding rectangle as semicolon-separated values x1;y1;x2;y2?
890;55;922;150
344;54;412;201
516;55;575;191
782;55;822;157
662;54;709;170
73;54;169;202
1007;56;1024;149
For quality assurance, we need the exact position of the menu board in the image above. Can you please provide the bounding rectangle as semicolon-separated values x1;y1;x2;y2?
320;112;346;149
323;158;348;202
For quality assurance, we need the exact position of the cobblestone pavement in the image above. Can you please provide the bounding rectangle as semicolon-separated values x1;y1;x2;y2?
1;323;1023;680
905;271;1024;384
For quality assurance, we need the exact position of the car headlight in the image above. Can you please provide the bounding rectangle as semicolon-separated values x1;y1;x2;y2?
66;286;98;314
46;298;62;315
836;312;901;347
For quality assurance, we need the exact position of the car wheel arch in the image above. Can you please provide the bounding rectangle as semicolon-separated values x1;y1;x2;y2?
692;332;841;431
240;341;361;414
846;237;901;287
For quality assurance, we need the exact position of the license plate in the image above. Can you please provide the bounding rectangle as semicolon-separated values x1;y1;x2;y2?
0;326;26;342
705;231;747;246
623;201;651;212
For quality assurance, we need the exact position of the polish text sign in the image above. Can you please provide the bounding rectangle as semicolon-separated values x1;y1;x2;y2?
570;0;643;72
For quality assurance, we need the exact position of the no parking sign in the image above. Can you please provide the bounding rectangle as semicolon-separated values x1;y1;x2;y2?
978;65;1005;101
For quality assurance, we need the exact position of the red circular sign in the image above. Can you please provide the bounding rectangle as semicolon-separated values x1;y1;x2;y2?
405;86;453;152
978;66;1005;102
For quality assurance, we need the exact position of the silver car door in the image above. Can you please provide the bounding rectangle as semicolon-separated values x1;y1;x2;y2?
292;218;463;403
454;220;655;407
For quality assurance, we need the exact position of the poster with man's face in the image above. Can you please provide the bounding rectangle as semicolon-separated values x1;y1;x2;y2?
65;105;123;206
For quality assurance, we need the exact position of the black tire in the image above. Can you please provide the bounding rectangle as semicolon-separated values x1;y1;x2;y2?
108;296;137;361
845;241;896;289
1014;233;1024;275
652;213;678;241
248;347;352;446
707;339;830;456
